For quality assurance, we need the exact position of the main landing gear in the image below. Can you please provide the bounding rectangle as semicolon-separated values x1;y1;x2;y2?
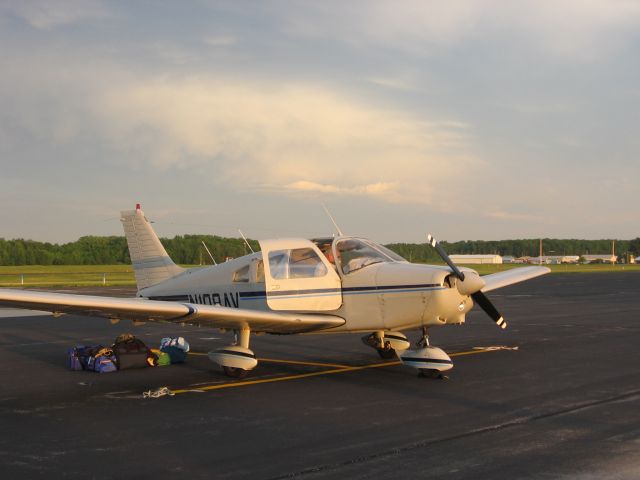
208;326;258;379
361;331;411;359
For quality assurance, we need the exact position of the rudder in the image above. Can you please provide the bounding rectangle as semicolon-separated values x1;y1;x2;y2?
120;205;184;290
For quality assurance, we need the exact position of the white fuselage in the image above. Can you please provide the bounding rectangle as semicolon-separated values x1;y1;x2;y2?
140;247;474;334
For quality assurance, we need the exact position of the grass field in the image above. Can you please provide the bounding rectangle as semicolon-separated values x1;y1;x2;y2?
0;265;137;287
457;263;640;275
0;262;637;287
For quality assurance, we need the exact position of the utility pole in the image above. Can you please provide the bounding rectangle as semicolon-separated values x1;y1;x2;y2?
612;239;616;265
539;238;543;266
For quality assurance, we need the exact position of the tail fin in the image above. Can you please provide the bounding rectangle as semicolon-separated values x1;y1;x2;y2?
120;205;184;290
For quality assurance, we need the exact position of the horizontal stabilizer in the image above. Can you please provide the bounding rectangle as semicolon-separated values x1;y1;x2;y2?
481;266;550;292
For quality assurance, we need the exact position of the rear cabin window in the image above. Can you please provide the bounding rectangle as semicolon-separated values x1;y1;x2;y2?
255;260;265;283
268;248;328;279
233;265;250;283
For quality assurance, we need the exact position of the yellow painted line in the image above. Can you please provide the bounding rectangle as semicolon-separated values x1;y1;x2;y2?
450;348;494;357
188;351;350;369
256;357;352;369
171;347;506;395
172;362;394;394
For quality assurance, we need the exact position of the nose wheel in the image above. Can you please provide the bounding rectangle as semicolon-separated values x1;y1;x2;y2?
223;366;249;379
419;369;448;380
415;328;445;378
396;327;453;378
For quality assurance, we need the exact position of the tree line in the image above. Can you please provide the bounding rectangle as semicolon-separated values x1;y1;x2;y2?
0;235;259;266
387;238;640;263
0;235;638;266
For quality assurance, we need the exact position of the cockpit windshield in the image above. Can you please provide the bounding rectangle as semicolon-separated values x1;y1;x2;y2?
335;238;406;274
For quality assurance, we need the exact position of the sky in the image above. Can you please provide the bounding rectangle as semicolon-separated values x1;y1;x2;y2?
1;0;639;244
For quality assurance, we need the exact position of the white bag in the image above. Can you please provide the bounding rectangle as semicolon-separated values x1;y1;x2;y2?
160;336;190;352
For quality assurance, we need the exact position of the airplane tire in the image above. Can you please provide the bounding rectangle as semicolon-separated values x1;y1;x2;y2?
419;368;446;380
223;366;249;379
377;347;396;359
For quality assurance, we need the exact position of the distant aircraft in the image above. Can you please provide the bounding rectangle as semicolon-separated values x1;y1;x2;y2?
0;205;549;378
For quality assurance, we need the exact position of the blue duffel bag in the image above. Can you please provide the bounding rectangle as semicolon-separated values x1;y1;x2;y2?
91;354;118;373
86;347;118;373
68;345;104;371
161;345;188;364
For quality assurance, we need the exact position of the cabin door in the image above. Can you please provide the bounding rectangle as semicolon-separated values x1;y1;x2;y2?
259;238;342;311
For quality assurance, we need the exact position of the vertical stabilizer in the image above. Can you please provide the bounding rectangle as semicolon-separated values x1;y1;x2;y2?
120;205;184;291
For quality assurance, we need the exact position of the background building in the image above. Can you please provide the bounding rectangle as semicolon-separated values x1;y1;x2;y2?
582;254;618;264
528;255;580;264
449;254;502;264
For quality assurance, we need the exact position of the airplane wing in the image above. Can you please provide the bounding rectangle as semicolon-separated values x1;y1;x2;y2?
0;288;345;334
481;266;550;293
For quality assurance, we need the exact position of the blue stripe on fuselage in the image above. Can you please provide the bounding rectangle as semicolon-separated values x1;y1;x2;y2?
150;283;445;304
238;283;444;301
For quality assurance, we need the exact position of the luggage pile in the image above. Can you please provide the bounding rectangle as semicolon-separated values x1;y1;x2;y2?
68;334;190;373
68;345;117;373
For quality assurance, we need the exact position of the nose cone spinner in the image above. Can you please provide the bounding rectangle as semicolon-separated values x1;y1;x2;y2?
454;271;486;296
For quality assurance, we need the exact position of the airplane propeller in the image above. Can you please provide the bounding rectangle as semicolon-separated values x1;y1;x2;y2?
427;234;507;329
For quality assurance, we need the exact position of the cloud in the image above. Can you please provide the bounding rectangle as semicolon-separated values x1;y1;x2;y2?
88;76;478;206
284;180;398;197
280;0;640;60
3;0;108;29
203;35;238;47
484;210;543;222
365;76;417;91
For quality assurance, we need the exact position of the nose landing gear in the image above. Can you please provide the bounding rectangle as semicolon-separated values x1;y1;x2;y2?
397;327;453;379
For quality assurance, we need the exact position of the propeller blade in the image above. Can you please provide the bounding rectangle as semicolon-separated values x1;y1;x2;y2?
427;234;465;281
427;233;506;329
471;291;507;329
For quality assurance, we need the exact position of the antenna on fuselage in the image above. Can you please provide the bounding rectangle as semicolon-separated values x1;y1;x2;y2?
201;241;217;265
238;229;255;253
322;203;344;236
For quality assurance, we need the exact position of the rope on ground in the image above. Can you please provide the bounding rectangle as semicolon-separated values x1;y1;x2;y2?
143;386;175;398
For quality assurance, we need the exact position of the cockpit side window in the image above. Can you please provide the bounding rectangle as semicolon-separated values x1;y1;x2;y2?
370;243;406;262
268;248;328;280
336;239;391;274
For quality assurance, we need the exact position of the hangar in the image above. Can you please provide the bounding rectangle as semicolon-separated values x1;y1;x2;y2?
449;254;502;264
582;254;618;264
529;255;580;265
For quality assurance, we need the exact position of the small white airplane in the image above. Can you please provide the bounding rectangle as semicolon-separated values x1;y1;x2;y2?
0;205;549;378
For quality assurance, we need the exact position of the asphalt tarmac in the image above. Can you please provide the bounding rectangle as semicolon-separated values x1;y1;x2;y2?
0;272;639;479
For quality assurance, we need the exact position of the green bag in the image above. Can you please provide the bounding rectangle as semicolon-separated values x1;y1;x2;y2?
151;348;171;366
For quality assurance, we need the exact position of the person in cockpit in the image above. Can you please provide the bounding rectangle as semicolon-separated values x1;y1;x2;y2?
337;239;382;274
